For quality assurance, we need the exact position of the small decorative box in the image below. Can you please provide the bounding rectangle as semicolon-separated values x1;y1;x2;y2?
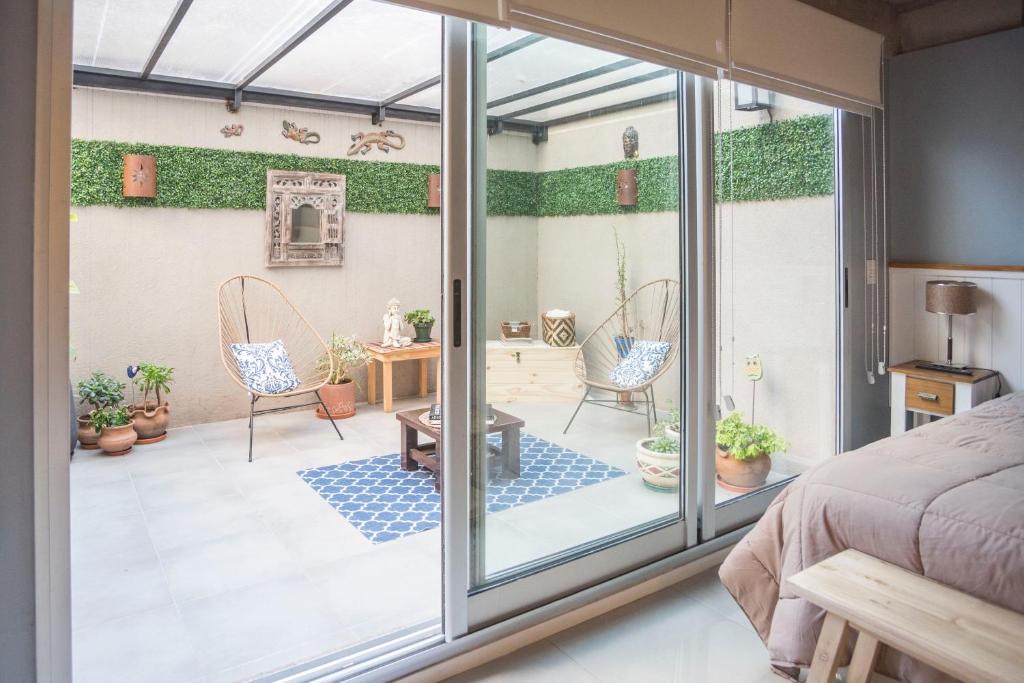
499;320;532;341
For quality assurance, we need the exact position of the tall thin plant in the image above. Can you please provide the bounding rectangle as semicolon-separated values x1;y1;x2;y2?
133;363;173;408
613;227;630;339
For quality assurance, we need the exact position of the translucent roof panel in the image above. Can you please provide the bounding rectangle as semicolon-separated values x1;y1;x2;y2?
150;0;337;83
74;0;180;72
398;83;441;111
252;0;440;100
521;74;678;123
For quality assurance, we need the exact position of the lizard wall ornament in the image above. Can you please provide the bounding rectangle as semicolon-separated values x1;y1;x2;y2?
347;130;406;156
281;120;321;145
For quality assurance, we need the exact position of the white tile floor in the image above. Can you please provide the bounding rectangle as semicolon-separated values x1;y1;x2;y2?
71;396;796;682
444;567;783;683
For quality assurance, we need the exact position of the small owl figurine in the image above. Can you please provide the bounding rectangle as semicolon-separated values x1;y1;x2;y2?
743;354;763;381
622;126;639;159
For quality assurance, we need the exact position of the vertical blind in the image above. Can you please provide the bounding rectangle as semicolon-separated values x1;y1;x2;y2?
395;0;885;111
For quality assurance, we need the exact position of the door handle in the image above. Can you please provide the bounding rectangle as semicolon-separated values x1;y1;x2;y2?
916;391;938;402
452;278;462;348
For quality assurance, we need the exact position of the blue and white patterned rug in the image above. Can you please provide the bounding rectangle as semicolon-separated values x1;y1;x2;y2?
297;433;627;544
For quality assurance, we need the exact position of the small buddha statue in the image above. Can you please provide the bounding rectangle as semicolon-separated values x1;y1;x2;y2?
381;298;412;348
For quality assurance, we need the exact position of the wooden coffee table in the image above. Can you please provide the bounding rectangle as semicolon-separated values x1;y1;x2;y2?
396;407;525;492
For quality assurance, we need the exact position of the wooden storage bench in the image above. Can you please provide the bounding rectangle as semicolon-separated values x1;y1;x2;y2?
485;340;583;403
787;549;1024;683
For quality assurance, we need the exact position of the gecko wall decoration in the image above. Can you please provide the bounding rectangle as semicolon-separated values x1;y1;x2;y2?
347;129;406;156
281;120;321;144
220;124;244;138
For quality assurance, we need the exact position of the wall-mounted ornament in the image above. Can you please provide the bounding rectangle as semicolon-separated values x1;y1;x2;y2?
220;124;244;138
122;154;156;198
616;168;638;206
427;173;441;208
622;126;639;159
265;170;345;267
347;130;406;156
281;120;321;145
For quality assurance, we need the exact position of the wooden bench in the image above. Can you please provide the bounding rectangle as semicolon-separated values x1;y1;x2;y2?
787;549;1024;683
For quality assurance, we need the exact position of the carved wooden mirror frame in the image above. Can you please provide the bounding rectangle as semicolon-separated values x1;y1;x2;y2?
265;170;346;267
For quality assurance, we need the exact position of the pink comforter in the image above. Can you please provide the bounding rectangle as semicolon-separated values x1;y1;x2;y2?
720;392;1024;682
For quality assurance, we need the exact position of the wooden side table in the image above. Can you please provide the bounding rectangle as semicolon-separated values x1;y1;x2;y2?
365;341;441;412
888;361;1000;435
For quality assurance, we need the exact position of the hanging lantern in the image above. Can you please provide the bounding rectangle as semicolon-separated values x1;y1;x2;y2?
427;173;441;208
122;154;156;198
616;168;637;206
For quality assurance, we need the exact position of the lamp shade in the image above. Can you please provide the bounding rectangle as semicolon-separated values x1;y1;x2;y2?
925;280;977;315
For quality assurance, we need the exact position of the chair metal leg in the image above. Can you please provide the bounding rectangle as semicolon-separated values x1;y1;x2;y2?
247;395;256;463
563;387;591;434
644;387;653;436
649;384;656;423
316;390;344;441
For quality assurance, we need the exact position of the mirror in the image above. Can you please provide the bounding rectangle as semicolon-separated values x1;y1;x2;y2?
291;204;321;243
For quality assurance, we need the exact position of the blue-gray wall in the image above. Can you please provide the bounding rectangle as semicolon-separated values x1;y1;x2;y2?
888;28;1024;265
0;1;41;680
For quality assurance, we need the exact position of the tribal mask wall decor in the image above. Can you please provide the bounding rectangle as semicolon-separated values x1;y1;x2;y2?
622;126;639;159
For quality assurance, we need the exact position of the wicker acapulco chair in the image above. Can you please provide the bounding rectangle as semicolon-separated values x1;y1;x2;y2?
217;275;342;461
563;278;681;436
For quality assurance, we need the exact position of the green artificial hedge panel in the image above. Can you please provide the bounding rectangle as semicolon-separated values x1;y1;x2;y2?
70;114;833;216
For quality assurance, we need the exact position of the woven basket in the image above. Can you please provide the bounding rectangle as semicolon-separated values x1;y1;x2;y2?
542;312;576;347
499;320;532;340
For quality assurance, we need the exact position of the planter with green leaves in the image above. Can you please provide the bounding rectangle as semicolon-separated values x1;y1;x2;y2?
130;363;174;444
404;309;435;343
636;433;680;491
91;405;137;455
75;372;126;450
715;412;787;492
663;401;681;441
317;334;371;419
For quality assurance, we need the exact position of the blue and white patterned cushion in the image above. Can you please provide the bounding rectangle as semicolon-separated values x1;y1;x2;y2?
608;339;671;388
230;339;300;394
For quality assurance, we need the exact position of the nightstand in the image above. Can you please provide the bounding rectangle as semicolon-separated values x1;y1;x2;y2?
888;361;1000;435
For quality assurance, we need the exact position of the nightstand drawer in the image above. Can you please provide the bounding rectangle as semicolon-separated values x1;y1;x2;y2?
906;377;954;416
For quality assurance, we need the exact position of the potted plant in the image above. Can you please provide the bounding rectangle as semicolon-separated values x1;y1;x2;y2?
663;401;681;441
635;429;680;491
130;363;173;444
90;405;137;455
715;412;787;492
404;309;436;343
316;334;371;419
75;372;125;450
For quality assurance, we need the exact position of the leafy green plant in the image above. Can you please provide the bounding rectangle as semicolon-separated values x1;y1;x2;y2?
76;372;125;412
319;334;371;385
715;412;787;461
89;405;132;433
133;363;173;408
643;434;680;454
404;309;435;326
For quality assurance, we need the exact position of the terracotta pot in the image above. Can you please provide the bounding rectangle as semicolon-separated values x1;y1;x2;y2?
98;422;137;456
715;446;771;491
635;438;680;491
132;402;170;444
317;381;356;419
76;415;100;450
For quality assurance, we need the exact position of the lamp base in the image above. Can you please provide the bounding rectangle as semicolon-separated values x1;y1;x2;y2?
915;361;973;376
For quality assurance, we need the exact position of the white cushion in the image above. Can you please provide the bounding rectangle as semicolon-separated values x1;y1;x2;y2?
609;340;672;388
230;339;300;394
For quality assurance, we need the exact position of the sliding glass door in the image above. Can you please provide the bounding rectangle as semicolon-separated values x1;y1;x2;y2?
443;21;699;629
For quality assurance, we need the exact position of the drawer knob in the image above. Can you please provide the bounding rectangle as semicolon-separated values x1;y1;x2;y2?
513;351;521;364
916;391;939;402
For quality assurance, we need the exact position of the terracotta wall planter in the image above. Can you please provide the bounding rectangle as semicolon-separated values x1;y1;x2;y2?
98;422;138;455
715;446;771;492
76;415;100;450
317;381;356;419
132;402;170;444
635;438;680;491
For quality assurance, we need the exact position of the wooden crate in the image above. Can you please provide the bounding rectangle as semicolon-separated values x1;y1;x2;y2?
485;340;583;403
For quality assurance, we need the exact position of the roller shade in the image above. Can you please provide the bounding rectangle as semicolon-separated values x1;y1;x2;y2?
730;0;884;112
397;0;507;26
505;0;727;78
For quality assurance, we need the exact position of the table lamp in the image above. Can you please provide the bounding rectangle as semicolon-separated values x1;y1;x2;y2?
917;280;977;374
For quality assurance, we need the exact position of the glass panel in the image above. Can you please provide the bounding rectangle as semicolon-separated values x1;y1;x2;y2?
471;30;685;586
150;0;336;82
711;78;838;505
73;0;180;71
291;204;321;243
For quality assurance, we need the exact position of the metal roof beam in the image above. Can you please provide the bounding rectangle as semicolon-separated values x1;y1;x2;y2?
140;0;194;78
498;67;675;120
487;57;640;109
233;0;356;92
542;91;677;128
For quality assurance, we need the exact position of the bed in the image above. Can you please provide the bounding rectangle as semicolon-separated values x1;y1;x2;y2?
719;391;1024;682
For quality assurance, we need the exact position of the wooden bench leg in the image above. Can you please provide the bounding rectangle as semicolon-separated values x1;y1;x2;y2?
807;613;851;683
418;358;428;398
382;361;393;412
400;424;418;471
846;631;881;683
